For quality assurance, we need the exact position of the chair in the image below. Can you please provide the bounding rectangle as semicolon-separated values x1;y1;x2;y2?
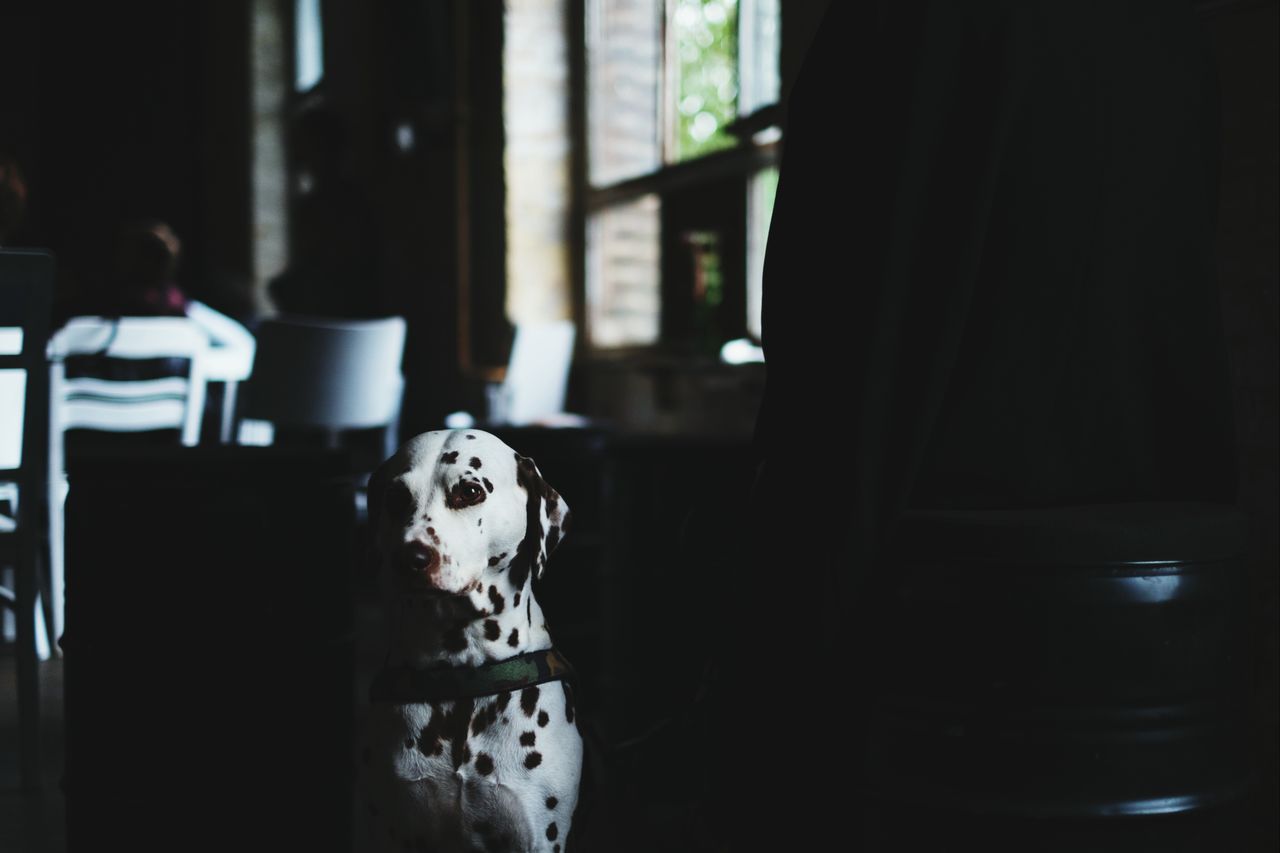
46;315;210;650
0;248;55;791
236;315;406;456
185;300;256;443
487;320;576;426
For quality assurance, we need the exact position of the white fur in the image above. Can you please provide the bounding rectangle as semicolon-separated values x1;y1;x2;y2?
360;430;583;853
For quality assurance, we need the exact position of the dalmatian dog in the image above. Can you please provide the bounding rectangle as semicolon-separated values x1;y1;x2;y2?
360;429;582;853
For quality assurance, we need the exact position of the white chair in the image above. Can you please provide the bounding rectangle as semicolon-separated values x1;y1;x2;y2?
46;315;211;645
185;300;256;443
0;249;55;790
236;315;406;454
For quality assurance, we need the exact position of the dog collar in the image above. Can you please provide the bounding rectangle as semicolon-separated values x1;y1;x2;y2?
369;648;576;703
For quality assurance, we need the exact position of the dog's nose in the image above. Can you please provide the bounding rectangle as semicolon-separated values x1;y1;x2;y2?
403;542;441;575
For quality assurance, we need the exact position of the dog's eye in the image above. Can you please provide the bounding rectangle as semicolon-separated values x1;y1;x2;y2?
447;480;486;509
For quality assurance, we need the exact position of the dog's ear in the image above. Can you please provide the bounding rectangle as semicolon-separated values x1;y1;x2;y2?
515;454;571;580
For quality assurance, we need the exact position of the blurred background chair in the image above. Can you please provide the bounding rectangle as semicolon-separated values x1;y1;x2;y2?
185;300;256;443
235;314;406;460
0;248;55;791
45;315;210;649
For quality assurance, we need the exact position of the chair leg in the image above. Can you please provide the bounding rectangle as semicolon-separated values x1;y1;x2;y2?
15;529;42;792
48;476;67;645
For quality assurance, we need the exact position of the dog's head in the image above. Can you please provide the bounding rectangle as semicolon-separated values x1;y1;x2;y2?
368;430;570;598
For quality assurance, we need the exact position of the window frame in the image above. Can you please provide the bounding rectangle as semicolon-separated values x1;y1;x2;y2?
571;0;781;358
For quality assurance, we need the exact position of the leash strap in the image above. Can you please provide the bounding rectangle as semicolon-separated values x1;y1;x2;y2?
369;648;576;703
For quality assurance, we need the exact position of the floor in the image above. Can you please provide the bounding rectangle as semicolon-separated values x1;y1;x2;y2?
3;609;1275;853
0;648;66;853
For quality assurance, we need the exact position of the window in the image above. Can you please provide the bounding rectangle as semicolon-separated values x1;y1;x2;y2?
584;0;781;351
294;0;324;92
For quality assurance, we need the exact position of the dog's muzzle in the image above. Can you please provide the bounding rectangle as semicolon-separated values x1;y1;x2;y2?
400;541;443;588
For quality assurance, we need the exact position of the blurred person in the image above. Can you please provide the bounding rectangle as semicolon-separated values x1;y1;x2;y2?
711;1;1236;848
97;220;188;317
56;220;254;442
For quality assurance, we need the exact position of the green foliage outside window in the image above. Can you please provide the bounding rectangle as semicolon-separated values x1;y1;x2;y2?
673;0;739;161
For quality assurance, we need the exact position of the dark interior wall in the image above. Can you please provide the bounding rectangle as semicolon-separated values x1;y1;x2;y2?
320;0;492;430
0;1;253;317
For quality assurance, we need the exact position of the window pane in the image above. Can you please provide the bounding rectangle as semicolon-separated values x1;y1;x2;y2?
294;0;324;91
588;0;663;186
738;0;779;116
670;0;739;162
746;166;778;340
588;196;661;346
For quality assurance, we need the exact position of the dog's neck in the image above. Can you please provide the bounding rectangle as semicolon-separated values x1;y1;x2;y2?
385;577;553;670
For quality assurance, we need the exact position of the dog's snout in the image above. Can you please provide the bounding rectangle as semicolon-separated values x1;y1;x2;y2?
403;542;441;575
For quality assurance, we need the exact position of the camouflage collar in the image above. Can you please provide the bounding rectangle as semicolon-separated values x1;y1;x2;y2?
369;648;575;704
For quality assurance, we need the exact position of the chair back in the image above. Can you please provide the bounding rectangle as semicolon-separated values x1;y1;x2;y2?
48;316;209;448
0;250;54;500
239;315;406;431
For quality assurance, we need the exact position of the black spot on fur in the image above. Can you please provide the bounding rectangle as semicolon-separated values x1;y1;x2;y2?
470;457;482;469
513;591;521;606
521;686;540;717
562;682;576;723
527;596;532;625
509;455;548;589
546;823;558;841
482;477;494;493
525;751;542;769
449;700;475;769
471;708;492;736
404;738;414;749
507;628;520;647
418;700;474;769
488;586;505;614
418;707;445;757
441;451;459;464
537;710;549;728
496;692;511;712
466;434;476;439
546;796;558;810
546;525;561;553
475;753;494;775
520;731;536;747
484;619;501;641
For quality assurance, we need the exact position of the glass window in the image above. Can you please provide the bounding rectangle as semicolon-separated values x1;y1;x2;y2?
669;0;739;162
294;0;324;92
588;0;663;186
587;195;662;347
584;0;780;349
746;165;778;340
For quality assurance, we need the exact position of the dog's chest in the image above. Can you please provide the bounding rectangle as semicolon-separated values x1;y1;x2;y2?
361;683;582;852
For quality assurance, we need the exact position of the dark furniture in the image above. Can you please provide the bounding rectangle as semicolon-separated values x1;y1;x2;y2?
0;248;54;792
62;447;356;851
868;502;1254;850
